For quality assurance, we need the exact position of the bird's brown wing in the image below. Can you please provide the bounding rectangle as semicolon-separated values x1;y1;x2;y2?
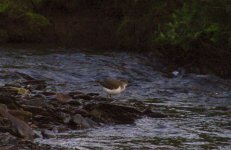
98;79;121;89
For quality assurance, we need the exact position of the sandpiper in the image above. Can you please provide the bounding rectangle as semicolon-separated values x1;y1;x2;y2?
96;79;128;98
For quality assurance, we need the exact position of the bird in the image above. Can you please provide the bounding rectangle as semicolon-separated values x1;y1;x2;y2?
96;78;128;98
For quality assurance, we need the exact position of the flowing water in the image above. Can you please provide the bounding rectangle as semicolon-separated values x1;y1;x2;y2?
0;47;231;149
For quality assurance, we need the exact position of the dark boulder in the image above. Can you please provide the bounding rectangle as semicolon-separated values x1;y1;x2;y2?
84;103;142;124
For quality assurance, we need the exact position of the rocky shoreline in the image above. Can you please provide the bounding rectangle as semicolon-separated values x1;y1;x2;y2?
0;71;165;150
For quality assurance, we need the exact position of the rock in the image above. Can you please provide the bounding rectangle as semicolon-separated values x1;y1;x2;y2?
52;125;70;133
71;114;91;129
72;108;88;116
8;109;32;122
41;129;56;138
67;100;81;106
87;93;99;97
33;130;43;138
125;99;147;110
0;104;34;140
8;87;30;96
142;109;167;118
41;91;56;97
59;112;71;124
73;94;92;100
0;132;18;146
23;80;46;85
68;91;84;97
85;103;142;124
23;80;46;91
85;117;98;128
0;87;18;96
20;96;46;107
0;126;16;136
93;96;109;102
21;105;45;115
0;116;11;126
56;93;73;104
0;95;20;109
33;115;54;124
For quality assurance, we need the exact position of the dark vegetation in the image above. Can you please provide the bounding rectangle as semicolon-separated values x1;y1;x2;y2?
0;0;231;77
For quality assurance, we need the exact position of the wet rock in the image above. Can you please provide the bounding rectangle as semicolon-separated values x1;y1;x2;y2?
0;95;20;109
56;93;73;104
21;105;45;115
0;116;11;126
142;109;167;118
75;94;92;100
42;129;56;138
71;114;91;129
8;86;30;96
87;93;99;97
85;103;142;124
20;96;46;107
23;80;46;85
0;104;34;140
69;91;93;101
60;112;71;124
72;108;89;116
125;99;147;110
67;100;81;106
93;96;109;102
0;134;51;150
31;94;47;99
8;109;32;122
33;130;43;138
84;117;98;128
22;80;47;91
0;126;16;136
0;87;18;96
42;91;56;97
68;91;84;97
52;125;70;133
0;132;18;146
33;115;55;124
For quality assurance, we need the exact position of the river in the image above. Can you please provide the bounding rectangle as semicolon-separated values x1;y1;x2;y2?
0;47;231;149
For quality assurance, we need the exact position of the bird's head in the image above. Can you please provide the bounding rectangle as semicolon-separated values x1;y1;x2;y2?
120;79;129;87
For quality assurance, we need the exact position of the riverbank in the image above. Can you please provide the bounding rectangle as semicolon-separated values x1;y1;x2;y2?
0;1;231;78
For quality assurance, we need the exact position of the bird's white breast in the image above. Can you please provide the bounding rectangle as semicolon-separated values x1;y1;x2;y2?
103;86;124;95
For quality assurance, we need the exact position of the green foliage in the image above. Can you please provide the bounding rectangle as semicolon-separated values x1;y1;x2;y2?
0;3;9;13
151;1;231;77
155;2;201;47
154;1;231;48
25;12;50;28
116;0;169;51
0;0;30;18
